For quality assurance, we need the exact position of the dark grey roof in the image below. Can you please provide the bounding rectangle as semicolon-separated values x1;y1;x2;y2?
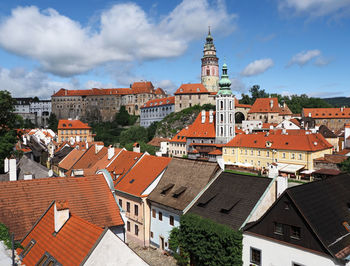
189;172;272;230
51;146;73;165
319;125;337;138
287;174;350;260
148;158;220;211
17;156;50;179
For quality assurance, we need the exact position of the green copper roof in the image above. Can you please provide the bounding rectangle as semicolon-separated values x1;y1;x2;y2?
218;63;232;95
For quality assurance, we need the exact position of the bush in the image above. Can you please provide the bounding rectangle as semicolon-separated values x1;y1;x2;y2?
169;213;242;266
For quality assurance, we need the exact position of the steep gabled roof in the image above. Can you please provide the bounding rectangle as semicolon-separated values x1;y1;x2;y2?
106;150;143;183
148;158;220;211
248;98;292;115
0;174;124;240
225;130;333;151
147;137;169;147
189;172;272;230
115;155;172;197
175;83;209;95
18;202;104;265
131;81;154;94
70;145;107;171
319;125;337;138
83;148;123;176
58;148;86;170
303;107;350;119
58;119;91;130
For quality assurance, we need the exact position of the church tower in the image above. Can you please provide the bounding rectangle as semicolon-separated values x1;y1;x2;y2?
201;28;219;92
216;63;235;144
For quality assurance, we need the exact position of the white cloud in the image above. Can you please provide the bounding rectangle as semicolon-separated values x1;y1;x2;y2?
278;0;350;17
154;80;178;94
287;49;321;67
314;56;332;66
0;67;74;99
230;78;247;93
240;58;274;77
0;1;236;77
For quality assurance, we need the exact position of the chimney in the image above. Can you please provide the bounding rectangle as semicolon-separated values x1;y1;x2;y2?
54;201;69;232
4;157;8;173
308;112;311;117
341;106;344;112
9;157;17;181
95;144;103;154
24;173;33;180
209;110;214;123
108;145;114;160
270;100;273;109
201;110;206;124
133;142;140;153
65;90;67;96
86;141;88;149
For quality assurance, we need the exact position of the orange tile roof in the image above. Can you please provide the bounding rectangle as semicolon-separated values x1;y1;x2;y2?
52;88;130;97
84;148;123;176
208;149;222;155
174;83;209;95
70;145;108;171
345;123;350;128
182;111;216;138
235;98;252;109
147;137;169;147
131;81;155;94
18;202;103;266
141;96;175;108
58;148;86;170
0;174;123;240
170;128;188;143
155;87;166;95
115;155;172;197
290;118;301;127
189;149;199;154
248;98;292;115
225;130;332;151
58;119;91;130
106;150;143;182
303;108;350;118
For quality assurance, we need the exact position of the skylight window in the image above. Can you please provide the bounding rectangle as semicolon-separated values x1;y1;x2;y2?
129;179;135;184
172;186;187;198
160;183;174;195
20;239;36;259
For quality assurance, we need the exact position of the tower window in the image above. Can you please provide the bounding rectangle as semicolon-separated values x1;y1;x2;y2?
207;69;210;76
220;101;223;110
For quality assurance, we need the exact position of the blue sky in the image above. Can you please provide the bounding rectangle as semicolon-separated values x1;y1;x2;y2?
0;0;349;99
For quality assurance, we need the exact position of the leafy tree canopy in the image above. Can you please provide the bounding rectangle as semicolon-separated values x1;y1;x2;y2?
114;106;131;126
169;213;242;266
48;113;58;132
338;157;350;174
239;85;332;113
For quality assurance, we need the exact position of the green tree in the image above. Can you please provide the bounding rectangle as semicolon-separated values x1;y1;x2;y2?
147;122;159;141
48;113;59;132
169;213;243;266
0;90;18;173
338;157;350;174
119;126;148;146
114;106;131;126
23;118;35;129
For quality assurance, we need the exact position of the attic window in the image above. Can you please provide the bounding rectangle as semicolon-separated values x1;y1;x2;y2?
63;124;66;127
316;113;318;116
285;142;289;145
197;88;200;92
172;186;187;198
254;140;257;143
220;199;241;214
322;113;325;116
129;179;135;184
69;124;72;127
336;113;338;116
161;183;174;195
180;88;183;92
20;239;36;259
197;193;217;207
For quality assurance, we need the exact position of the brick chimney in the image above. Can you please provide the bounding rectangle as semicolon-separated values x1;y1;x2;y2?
108;145;114;160
54;201;69;232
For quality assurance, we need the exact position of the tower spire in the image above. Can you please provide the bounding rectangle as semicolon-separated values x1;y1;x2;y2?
218;63;232;95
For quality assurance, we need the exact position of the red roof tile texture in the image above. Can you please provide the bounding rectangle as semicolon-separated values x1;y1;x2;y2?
174;83;209;95
141;96;175;108
70;145;107;171
248;98;292;115
18;203;103;266
303;108;350;118
0;174;123;240
225;130;333;151
235;98;252;109
84;148;123;176
106;150;143;182
58;119;91;130
58;148;86;170
178;111;216;139
115;155;172;197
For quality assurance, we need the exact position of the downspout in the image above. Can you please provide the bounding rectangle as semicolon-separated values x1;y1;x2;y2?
240;176;277;230
143;199;146;247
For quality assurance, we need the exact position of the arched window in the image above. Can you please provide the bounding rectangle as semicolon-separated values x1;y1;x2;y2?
220;127;223;136
220;114;224;122
220;101;223;110
207;69;210;76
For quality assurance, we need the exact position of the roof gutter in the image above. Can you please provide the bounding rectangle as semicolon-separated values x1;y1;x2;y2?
239;176;277;230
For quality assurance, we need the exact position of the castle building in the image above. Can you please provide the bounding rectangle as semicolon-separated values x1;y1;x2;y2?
215;63;235;144
201;28;219;92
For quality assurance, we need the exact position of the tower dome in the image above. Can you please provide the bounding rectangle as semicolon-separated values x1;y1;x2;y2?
218;63;232;95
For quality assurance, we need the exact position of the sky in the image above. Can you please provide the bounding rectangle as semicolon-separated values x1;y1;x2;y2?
0;0;349;99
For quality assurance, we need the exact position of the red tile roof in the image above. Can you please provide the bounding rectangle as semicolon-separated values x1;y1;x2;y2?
115;155;172;197
141;96;175;108
58;119;91;130
131;81;154;94
52;88;128;97
170;128;188;143
303;108;350;118
18;202;104;266
248;98;292;115
175;83;209;95
106;150;143;183
224;130;333;151
83;148;123;176
208;149;222;155
147;137;169;147
337;148;350;155
155;87;166;95
180;111;216;138
58;148;86;170
69;145;107;172
0;174;123;240
235;98;252;109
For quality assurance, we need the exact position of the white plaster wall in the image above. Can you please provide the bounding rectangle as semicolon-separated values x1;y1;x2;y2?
243;233;346;266
84;230;148;266
150;205;180;251
276;120;300;130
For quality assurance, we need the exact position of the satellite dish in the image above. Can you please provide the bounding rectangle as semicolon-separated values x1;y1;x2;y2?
48;169;53;177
